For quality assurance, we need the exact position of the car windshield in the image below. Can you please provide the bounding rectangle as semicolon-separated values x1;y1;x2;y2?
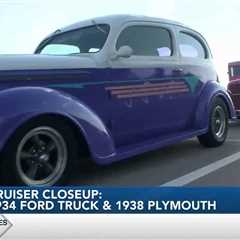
36;24;110;55
230;65;240;77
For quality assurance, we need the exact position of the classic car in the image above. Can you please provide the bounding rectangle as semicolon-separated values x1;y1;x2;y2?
0;15;235;186
228;61;240;117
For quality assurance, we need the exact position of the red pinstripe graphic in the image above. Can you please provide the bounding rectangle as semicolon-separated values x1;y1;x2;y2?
111;86;187;95
117;89;189;98
105;81;186;91
105;81;189;99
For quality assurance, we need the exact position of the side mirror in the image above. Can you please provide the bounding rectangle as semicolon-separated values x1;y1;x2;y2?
112;46;133;60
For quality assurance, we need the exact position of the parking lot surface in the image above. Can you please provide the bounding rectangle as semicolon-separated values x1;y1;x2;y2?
70;121;240;186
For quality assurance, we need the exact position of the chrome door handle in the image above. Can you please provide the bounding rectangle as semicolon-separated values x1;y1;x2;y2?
174;68;184;72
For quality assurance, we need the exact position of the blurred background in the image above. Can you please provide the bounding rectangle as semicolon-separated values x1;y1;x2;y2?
0;0;239;87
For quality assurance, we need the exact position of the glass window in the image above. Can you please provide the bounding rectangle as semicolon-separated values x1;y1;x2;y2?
36;24;110;55
179;32;207;59
231;66;240;77
116;26;172;57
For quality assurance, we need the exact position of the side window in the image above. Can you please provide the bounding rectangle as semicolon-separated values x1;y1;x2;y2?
116;25;172;57
231;66;240;77
179;32;207;59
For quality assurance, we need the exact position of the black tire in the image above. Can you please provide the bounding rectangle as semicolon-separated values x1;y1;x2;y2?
198;98;229;148
0;116;77;186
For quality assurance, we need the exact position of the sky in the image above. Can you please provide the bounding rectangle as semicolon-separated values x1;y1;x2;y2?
0;0;240;86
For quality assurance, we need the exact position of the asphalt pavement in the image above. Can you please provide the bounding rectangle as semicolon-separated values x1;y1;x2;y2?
70;121;240;186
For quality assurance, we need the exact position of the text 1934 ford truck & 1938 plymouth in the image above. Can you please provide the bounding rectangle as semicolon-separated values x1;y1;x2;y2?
0;15;235;186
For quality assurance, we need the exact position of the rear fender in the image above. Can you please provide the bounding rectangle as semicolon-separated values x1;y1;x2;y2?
194;81;236;129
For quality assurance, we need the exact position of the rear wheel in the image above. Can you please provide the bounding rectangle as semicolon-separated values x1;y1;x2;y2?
0;117;77;186
198;98;229;147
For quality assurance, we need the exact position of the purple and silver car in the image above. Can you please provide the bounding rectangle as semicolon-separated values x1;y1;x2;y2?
0;15;235;186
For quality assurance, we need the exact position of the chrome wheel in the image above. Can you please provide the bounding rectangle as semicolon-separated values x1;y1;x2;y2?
16;127;68;186
212;105;226;138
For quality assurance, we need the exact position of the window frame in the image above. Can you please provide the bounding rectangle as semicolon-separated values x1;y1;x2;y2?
178;30;209;60
114;23;176;59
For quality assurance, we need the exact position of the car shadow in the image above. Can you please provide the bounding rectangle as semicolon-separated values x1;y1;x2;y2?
69;138;205;186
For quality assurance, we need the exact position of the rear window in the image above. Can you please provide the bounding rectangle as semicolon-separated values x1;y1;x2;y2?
179;32;207;59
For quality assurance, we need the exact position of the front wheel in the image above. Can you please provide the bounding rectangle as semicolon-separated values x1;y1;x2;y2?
0;118;77;186
198;98;229;148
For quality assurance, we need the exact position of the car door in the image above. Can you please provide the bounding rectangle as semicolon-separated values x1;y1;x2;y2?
175;27;217;130
108;23;192;147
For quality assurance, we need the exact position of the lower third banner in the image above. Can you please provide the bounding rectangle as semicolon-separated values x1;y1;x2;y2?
0;187;239;214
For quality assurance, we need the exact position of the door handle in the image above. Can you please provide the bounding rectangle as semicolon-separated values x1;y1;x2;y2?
174;68;184;72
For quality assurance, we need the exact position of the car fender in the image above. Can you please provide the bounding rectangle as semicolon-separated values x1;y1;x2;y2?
0;87;116;163
194;81;236;129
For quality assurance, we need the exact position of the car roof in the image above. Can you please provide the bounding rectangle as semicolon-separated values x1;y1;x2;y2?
60;14;192;33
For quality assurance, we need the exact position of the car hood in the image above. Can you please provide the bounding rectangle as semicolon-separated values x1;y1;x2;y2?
0;54;97;71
